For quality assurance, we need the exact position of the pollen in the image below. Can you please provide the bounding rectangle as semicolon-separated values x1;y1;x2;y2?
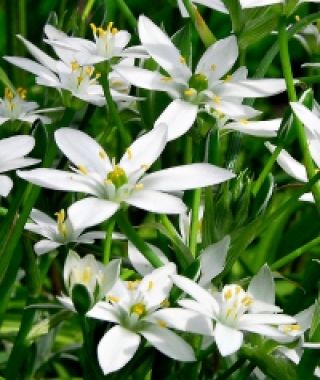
55;209;65;224
126;148;133;160
211;64;217;71
157;319;167;328
17;87;27;100
78;165;88;175
99;150;107;160
71;60;80;71
224;288;233;300
108;295;120;303
213;95;221;104
135;183;144;190
161;76;173;82
240;119;249;125
131;302;146;316
184;88;195;97
180;56;186;64
224;74;233;82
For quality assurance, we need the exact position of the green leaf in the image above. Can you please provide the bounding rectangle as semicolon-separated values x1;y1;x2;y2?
0;66;14;91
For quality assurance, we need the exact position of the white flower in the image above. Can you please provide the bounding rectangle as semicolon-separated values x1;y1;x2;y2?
115;16;286;141
18;126;235;220
265;101;320;203
0;87;59;125
0;135;40;197
25;204;124;255
177;0;228;17
240;0;320;8
178;204;205;245
58;250;120;313
173;273;296;356
44;23;148;66
87;263;213;375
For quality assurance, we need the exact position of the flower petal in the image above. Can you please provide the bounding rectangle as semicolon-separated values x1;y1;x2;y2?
265;142;307;182
141;163;235;191
86;301;120;323
0;135;35;161
0;175;13;197
248;264;275;308
218;79;286;98
34;239;61;255
290;102;320;140
224;118;281;137
29;208;56;226
55;128;112;175
97;325;140;375
240;0;283;8
126;189;187;214
68;197;119;230
240;313;296;326
154;100;198;141
0;158;40;173
214;323;243;356
141;324;195;361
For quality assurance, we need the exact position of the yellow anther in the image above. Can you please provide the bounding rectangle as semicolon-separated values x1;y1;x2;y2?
17;87;27;100
99;150;107;160
213;95;221;104
55;209;65;224
211;64;217;71
161;299;170;308
78;165;88;175
81;266;92;284
90;23;97;33
240;119;249;125
108;295;120;303
135;183;144;190
147;280;153;291
126;148;133;160
241;296;253;306
107;22;114;33
161;76;173;82
55;209;67;237
226;308;233;318
4;88;14;101
180;56;186;64
97;27;106;37
295;15;301;22
111;27;118;35
71;60;80;71
224;74;233;82
224;288;233;300
184;88;195;97
85;66;94;76
77;74;84;85
131;302;146;316
141;164;150;171
127;280;140;290
157;319;167;328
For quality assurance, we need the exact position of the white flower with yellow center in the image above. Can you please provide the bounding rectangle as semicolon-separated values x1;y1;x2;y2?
25;205;124;255
0;87;58;125
87;263;213;375
18;125;235;221
0;135;40;197
43;23;147;66
57;250;120;313
173;274;296;356
115;16;286;141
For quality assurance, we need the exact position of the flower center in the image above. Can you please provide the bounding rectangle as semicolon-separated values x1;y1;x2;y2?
189;73;208;92
55;209;67;238
106;165;128;188
130;302;146;317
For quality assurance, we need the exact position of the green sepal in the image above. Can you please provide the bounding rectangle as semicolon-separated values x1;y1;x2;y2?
71;284;92;315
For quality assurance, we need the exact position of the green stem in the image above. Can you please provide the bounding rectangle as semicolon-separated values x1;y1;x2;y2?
104;218;116;264
99;62;131;147
181;0;216;47
278;16;320;211
80;0;95;36
297;75;320;85
189;188;202;257
115;0;137;30
271;234;320;270
215;358;247;380
116;209;163;268
252;145;283;196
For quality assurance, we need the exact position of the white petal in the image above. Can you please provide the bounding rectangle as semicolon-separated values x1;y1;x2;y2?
128;241;168;276
172;274;219;316
197;36;238;81
126;189;187;214
248;264;275;308
55;128;112;175
56;295;75;311
86;301;119;323
219;79;286;98
68;198;119;230
34;239;61;255
141;324;195;361
178;298;213;318
214;323;243;356
241;323;286;338
194;0;228;13
224;118;281;137
0;135;35;161
199;235;230;286
97;325;140;375
240;313;296;326
100;259;121;295
291;102;320;140
120;125;167;176
148;308;214;335
0;175;13;197
300;192;314;202
154;100;198;141
0;158;40;173
213;100;261;120
308;139;320;168
29;208;56;226
0;117;9;125
141;163;235;191
17;34;58;72
240;0;283;8
17;168;97;194
265;142;307;182
138;15;191;82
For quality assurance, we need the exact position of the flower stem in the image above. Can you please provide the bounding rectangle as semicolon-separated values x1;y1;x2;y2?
98;62;131;147
189;188;202;257
181;0;216;47
116;209;163;268
115;0;137;30
103;217;116;264
278;16;320;211
215;358;247;380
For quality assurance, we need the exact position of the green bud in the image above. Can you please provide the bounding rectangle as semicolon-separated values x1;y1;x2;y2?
71;283;92;315
106;166;128;188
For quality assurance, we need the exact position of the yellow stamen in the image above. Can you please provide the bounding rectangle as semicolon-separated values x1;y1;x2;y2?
77;74;84;85
127;280;140;290
97;27;106;37
90;23;97;34
71;60;80;71
240;119;249;125
99;150;107;160
17;87;27;100
111;27;118;35
211;64;217;71
180;56;186;64
157;319;167;328
135;183;144;190
85;66;94;76
224;74;233;82
241;296;253;306
224;288;233;300
4;88;14;101
95;72;101;80
213;95;221;104
55;209;65;224
235;285;242;294
131;302;146;316
55;209;67;237
126;148;133;160
184;88;195;97
161;76;173;82
108;295;120;303
78;165;88;175
107;21;114;33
